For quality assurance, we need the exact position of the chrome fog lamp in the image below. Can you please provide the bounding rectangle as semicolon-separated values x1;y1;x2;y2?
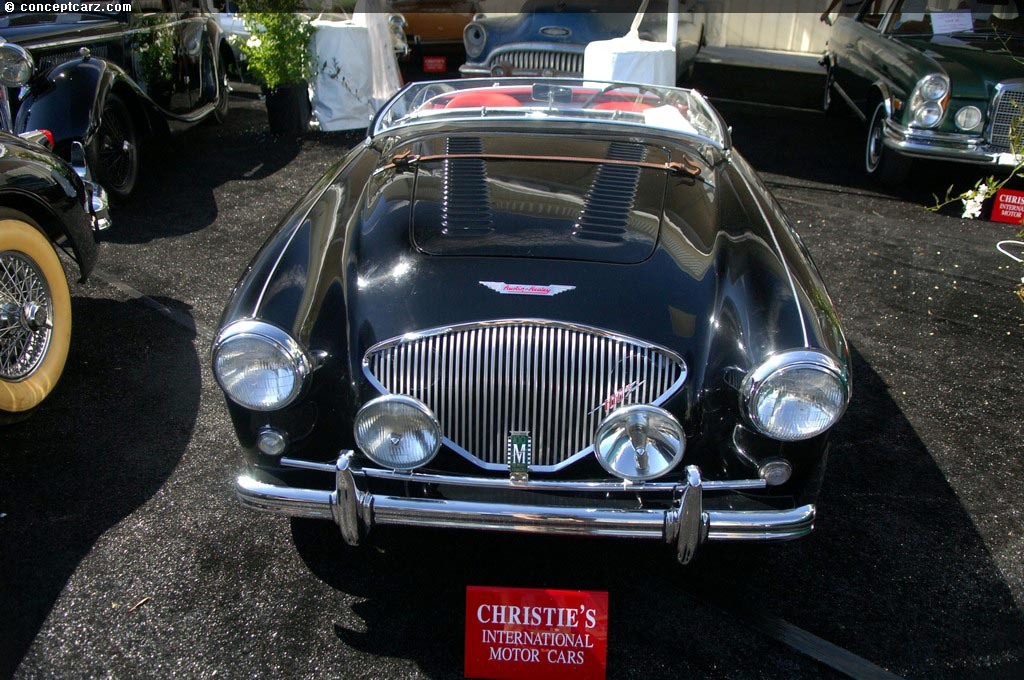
464;23;487;58
0;41;34;87
758;458;793;486
740;350;849;442
355;395;441;470
955;105;983;131
213;320;311;411
593;405;685;482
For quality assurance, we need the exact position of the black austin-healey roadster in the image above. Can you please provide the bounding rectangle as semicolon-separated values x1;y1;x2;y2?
213;78;851;564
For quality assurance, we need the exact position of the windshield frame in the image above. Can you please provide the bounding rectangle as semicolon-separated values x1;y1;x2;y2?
371;77;730;151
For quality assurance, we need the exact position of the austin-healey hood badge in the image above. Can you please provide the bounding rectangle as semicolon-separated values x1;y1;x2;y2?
480;282;575;297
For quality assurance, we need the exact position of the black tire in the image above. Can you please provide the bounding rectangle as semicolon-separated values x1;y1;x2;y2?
822;63;838;116
87;93;140;201
211;47;230;125
865;101;912;186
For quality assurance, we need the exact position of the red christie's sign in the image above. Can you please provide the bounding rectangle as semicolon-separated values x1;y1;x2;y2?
992;188;1024;224
465;586;609;680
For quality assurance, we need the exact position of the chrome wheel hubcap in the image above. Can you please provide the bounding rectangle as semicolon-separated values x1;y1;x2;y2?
0;251;53;380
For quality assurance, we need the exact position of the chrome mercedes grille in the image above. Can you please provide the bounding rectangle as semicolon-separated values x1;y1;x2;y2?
990;86;1024;150
363;321;687;470
492;49;584;75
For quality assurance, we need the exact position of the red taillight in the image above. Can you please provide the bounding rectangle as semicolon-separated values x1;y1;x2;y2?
39;129;54;148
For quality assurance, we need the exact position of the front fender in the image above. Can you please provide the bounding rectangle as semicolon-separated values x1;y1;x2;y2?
0;134;96;280
14;57;150;157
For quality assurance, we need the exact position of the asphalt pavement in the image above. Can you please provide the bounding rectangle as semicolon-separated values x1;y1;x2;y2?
1;80;1022;679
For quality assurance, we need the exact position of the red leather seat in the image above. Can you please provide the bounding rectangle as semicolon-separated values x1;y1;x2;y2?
445;92;521;109
592;101;653;112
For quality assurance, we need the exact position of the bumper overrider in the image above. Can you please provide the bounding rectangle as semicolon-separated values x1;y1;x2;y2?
234;452;816;565
883;119;1022;166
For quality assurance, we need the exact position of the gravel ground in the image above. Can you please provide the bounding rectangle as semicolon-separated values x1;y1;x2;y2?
1;84;1022;679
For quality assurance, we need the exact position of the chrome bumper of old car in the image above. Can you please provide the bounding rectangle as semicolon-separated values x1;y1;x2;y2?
883;120;1022;166
234;451;815;564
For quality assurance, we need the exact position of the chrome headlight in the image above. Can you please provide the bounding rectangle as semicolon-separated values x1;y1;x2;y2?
355;395;441;470
0;41;34;88
464;23;487;59
740;350;849;442
212;320;311;411
909;73;949;129
593;405;685;481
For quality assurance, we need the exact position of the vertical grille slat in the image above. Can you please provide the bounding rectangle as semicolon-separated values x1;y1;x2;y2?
990;85;1024;150
364;321;687;469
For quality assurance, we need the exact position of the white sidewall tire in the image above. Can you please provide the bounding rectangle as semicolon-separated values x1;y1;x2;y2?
0;218;72;413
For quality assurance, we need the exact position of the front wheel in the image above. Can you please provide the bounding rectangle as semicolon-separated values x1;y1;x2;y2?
0;215;72;415
865;101;912;186
88;93;141;201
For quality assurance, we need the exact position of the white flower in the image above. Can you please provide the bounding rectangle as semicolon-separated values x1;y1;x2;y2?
976;183;990;198
962;197;983;219
246;35;262;49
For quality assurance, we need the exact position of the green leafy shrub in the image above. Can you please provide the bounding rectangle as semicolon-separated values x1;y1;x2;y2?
239;3;315;91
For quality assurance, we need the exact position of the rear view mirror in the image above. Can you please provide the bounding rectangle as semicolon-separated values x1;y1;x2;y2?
532;84;573;104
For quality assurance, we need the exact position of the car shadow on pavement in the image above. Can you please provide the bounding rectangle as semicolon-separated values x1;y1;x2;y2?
290;346;1024;679
100;98;361;245
0;295;201;677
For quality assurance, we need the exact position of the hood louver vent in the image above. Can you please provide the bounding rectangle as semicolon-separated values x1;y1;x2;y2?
572;142;646;244
442;137;493;234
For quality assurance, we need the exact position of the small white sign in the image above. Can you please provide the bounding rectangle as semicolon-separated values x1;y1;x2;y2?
931;12;974;34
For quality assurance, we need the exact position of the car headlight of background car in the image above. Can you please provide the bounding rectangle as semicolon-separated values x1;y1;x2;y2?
954;105;983;132
213;320;311;411
740;350;849;442
464;22;487;58
0;39;34;87
908;73;949;129
354;395;442;470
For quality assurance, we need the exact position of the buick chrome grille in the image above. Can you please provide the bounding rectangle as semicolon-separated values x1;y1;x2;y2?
990;85;1024;150
363;320;687;470
490;49;584;75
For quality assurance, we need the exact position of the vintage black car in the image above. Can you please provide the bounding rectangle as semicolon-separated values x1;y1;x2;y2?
0;3;233;199
213;78;851;564
0;43;110;416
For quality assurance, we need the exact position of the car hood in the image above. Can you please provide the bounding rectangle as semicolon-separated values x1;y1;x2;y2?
898;35;1024;99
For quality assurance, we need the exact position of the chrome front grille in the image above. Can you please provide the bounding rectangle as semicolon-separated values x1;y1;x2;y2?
491;48;584;76
363;320;687;470
989;85;1024;150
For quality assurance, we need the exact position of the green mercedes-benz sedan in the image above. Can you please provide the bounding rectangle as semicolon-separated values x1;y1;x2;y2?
824;0;1024;185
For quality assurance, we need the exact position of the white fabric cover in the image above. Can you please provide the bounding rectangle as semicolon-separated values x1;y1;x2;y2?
583;36;676;87
310;9;401;132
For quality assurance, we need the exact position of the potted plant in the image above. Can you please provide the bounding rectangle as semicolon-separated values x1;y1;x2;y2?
239;1;315;133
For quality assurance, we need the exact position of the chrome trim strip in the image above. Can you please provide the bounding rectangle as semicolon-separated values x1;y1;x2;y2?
361;319;688;472
235;455;813;563
278;458;770;492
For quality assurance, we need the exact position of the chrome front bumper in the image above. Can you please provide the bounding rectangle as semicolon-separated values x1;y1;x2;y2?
235;452;815;564
883;120;1022;166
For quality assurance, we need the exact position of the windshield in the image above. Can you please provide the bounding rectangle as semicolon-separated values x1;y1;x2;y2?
887;0;1024;36
373;78;727;148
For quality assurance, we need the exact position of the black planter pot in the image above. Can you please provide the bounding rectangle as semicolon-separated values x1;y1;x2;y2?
264;84;311;134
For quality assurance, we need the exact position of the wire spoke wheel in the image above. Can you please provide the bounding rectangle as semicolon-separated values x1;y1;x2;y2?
89;93;140;200
0;251;53;380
